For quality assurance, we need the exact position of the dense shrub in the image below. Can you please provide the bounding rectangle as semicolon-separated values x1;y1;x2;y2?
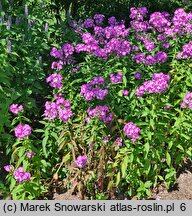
0;0;68;196
0;0;68;147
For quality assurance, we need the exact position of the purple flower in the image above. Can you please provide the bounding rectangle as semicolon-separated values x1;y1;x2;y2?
144;55;157;66
44;101;58;120
108;16;117;26
80;77;108;101
123;122;140;142
115;137;122;147
177;41;192;59
82;18;95;28
50;47;63;59
14;124;31;139
135;72;170;97
130;7;148;21
13;167;31;183
170;8;192;36
10;104;24;114
181;92;192;109
46;73;63;89
122;90;129;96
162;42;170;49
4;165;13;172
144;41;155;52
134;72;141;80
62;43;74;58
85;117;91;123
26;151;36;159
51;61;64;71
132;53;146;64
130;20;149;32
75;155;87;168
94;14;105;26
110;72;123;83
155;51;167;63
44;97;73;122
58;107;73;122
149;12;171;32
87;105;113;124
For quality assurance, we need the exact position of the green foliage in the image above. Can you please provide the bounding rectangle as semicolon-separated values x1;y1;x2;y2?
1;1;192;200
0;0;68;147
62;0;192;21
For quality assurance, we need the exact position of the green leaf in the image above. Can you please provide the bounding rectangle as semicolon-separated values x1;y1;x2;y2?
150;118;155;130
42;129;49;158
144;159;151;174
62;152;71;163
158;175;164;181
116;171;121;186
177;144;184;151
107;180;114;190
168;141;173;150
123;75;127;86
144;181;152;188
180;133;190;140
144;142;150;157
10;178;16;191
186;149;191;157
16;154;26;168
166;152;171;167
121;156;128;178
165;169;176;180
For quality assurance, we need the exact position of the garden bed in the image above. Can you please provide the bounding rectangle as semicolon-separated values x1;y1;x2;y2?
0;2;192;200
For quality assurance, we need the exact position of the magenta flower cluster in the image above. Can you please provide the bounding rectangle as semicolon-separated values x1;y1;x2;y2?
149;12;171;32
130;7;192;38
115;137;122;147
46;73;63;89
14;124;32;139
110;72;123;83
80;77;108;101
82;14;105;28
4;165;13;172
26;151;36;159
130;7;148;21
123;122;141;142
10;104;24;114
75;155;87;168
13;167;31;183
48;7;191;69
50;43;75;69
136;72;170;97
132;51;167;65
4;165;31;183
176;41;192;59
134;72;141;80
75;17;131;59
122;90;129;96
44;96;73;122
181;92;192;109
87;105;113;124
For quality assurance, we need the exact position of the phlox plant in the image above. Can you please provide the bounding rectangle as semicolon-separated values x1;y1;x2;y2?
5;7;192;200
4;105;46;199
